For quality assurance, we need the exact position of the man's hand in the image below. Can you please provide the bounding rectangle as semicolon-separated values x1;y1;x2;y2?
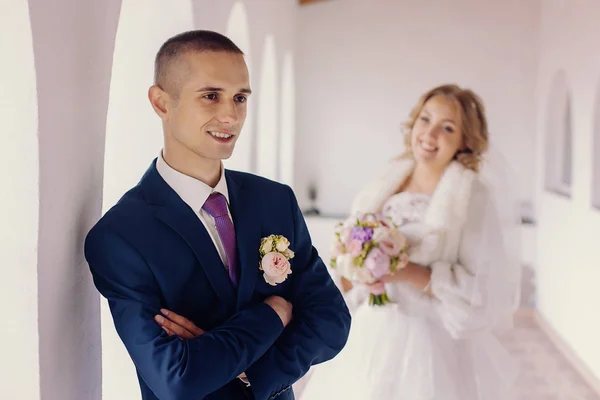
263;296;293;327
154;309;205;339
154;310;250;382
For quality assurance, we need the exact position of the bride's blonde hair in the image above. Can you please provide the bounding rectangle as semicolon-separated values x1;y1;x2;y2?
400;84;489;172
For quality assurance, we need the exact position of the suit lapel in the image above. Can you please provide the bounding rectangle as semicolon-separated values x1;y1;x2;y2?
226;171;261;310
141;160;237;313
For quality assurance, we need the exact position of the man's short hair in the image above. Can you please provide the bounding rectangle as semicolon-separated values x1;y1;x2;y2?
154;30;244;95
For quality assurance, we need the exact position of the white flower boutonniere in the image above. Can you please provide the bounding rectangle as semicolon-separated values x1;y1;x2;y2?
259;234;294;286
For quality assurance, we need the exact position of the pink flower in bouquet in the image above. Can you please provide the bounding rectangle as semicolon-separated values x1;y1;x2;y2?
390;229;407;249
363;247;390;279
346;239;364;257
340;226;353;247
378;217;393;229
379;237;401;256
374;228;406;257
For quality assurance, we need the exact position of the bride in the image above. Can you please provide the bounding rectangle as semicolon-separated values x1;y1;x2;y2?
299;84;521;400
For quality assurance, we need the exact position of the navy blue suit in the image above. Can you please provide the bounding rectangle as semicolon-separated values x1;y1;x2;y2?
84;160;351;400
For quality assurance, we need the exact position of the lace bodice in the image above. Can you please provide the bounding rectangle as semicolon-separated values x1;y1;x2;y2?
381;192;431;227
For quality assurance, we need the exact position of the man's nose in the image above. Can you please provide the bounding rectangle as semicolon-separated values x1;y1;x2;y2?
217;100;239;125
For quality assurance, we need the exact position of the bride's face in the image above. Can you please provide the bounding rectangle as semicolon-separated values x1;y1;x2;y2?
410;95;464;171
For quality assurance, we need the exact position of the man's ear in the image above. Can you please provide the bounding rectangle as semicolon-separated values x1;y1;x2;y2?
148;85;170;119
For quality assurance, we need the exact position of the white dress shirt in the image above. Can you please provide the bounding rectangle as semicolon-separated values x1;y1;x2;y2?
156;152;232;268
157;152;250;385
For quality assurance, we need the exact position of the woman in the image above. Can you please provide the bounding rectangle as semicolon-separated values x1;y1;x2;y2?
299;84;521;400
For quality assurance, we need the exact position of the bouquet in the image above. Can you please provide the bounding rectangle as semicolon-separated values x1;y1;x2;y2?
330;213;409;306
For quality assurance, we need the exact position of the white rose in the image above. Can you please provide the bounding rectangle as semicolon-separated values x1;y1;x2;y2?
356;267;376;284
335;254;356;280
284;249;295;259
276;236;290;252
261;239;273;254
372;227;388;243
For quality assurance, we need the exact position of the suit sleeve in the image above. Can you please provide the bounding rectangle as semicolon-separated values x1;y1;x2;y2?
84;225;284;400
245;186;352;400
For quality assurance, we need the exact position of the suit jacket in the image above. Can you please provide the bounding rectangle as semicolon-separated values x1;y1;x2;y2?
84;159;351;400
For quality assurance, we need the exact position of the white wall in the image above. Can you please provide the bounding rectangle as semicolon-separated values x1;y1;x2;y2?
28;0;122;398
295;0;541;215
195;0;298;176
224;1;254;172
0;1;39;399
280;52;296;186
535;0;600;381
256;35;279;180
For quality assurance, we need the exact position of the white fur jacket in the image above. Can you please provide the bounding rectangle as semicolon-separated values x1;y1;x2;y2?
344;157;519;339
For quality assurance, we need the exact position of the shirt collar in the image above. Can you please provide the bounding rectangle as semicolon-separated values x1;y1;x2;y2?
156;151;229;212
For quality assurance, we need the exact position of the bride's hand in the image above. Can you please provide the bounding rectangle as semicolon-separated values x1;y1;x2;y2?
363;281;385;293
380;262;425;284
154;309;205;339
380;262;432;292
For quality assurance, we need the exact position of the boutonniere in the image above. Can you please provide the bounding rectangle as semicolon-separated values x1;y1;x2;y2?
259;235;294;286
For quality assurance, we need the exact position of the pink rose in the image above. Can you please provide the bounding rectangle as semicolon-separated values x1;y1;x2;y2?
340;227;353;247
379;236;401;256
376;229;407;257
261;252;292;286
346;239;364;257
390;230;407;250
363;248;390;279
379;218;393;229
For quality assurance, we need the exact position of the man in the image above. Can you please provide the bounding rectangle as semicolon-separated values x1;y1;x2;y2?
84;30;350;400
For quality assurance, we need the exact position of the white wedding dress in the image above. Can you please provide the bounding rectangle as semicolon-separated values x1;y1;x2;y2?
298;192;518;400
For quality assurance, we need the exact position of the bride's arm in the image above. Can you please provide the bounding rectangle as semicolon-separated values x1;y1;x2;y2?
381;262;433;295
384;182;520;338
340;277;354;292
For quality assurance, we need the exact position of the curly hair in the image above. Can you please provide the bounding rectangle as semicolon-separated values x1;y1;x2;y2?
400;84;489;172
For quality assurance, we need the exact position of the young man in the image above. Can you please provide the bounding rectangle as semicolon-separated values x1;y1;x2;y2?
84;30;350;400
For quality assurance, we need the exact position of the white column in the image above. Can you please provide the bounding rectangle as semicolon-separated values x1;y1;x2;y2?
0;1;40;399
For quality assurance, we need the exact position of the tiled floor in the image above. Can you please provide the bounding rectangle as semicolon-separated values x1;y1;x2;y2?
295;309;599;399
501;311;599;399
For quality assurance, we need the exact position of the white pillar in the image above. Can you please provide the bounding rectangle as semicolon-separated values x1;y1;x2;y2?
0;1;40;399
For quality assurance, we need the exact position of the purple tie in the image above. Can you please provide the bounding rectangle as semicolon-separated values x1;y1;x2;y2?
202;192;240;286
